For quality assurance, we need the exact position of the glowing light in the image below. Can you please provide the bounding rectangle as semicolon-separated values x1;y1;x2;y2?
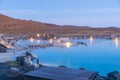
37;33;40;37
6;46;11;48
0;41;4;44
65;42;72;48
57;40;61;43
89;36;93;44
49;38;53;43
114;37;119;48
29;37;34;43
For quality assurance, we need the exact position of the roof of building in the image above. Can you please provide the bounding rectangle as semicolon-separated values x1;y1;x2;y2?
24;66;98;80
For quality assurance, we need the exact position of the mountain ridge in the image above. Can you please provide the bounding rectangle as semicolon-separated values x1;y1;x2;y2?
0;13;120;37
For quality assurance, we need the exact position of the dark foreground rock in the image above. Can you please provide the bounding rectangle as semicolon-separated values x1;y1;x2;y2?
94;71;120;80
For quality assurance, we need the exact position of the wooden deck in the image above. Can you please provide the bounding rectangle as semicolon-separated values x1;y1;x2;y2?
24;66;98;80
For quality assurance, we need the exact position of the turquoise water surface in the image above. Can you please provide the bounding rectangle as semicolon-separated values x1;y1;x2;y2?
18;39;120;75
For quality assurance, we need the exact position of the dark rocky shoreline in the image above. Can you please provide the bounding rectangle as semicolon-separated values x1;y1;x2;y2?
0;61;120;80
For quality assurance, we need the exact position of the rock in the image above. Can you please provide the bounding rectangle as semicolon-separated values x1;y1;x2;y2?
10;67;19;73
94;76;108;80
79;67;86;70
16;56;25;66
26;51;37;60
107;71;120;80
58;65;67;68
24;56;33;66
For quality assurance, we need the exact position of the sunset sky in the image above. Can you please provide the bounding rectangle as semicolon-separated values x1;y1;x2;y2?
0;0;120;27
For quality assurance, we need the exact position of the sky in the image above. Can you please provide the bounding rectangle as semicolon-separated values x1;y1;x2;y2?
0;0;120;27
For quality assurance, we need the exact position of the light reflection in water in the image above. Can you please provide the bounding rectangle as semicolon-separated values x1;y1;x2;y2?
29;37;34;43
114;37;119;48
57;40;61;43
49;38;53;43
37;40;40;43
89;36;93;44
65;42;72;48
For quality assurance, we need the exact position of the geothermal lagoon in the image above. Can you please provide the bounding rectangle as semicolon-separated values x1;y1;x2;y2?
16;38;120;76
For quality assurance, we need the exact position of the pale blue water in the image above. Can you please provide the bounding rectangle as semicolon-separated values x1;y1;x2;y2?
18;39;120;76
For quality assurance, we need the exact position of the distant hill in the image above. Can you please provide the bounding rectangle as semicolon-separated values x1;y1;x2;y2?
0;13;120;37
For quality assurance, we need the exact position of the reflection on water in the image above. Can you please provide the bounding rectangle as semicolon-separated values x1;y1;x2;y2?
89;36;94;44
56;40;61;43
64;42;72;48
29;37;34;43
37;40;40;43
49;38;53;43
18;39;120;75
114;37;119;48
